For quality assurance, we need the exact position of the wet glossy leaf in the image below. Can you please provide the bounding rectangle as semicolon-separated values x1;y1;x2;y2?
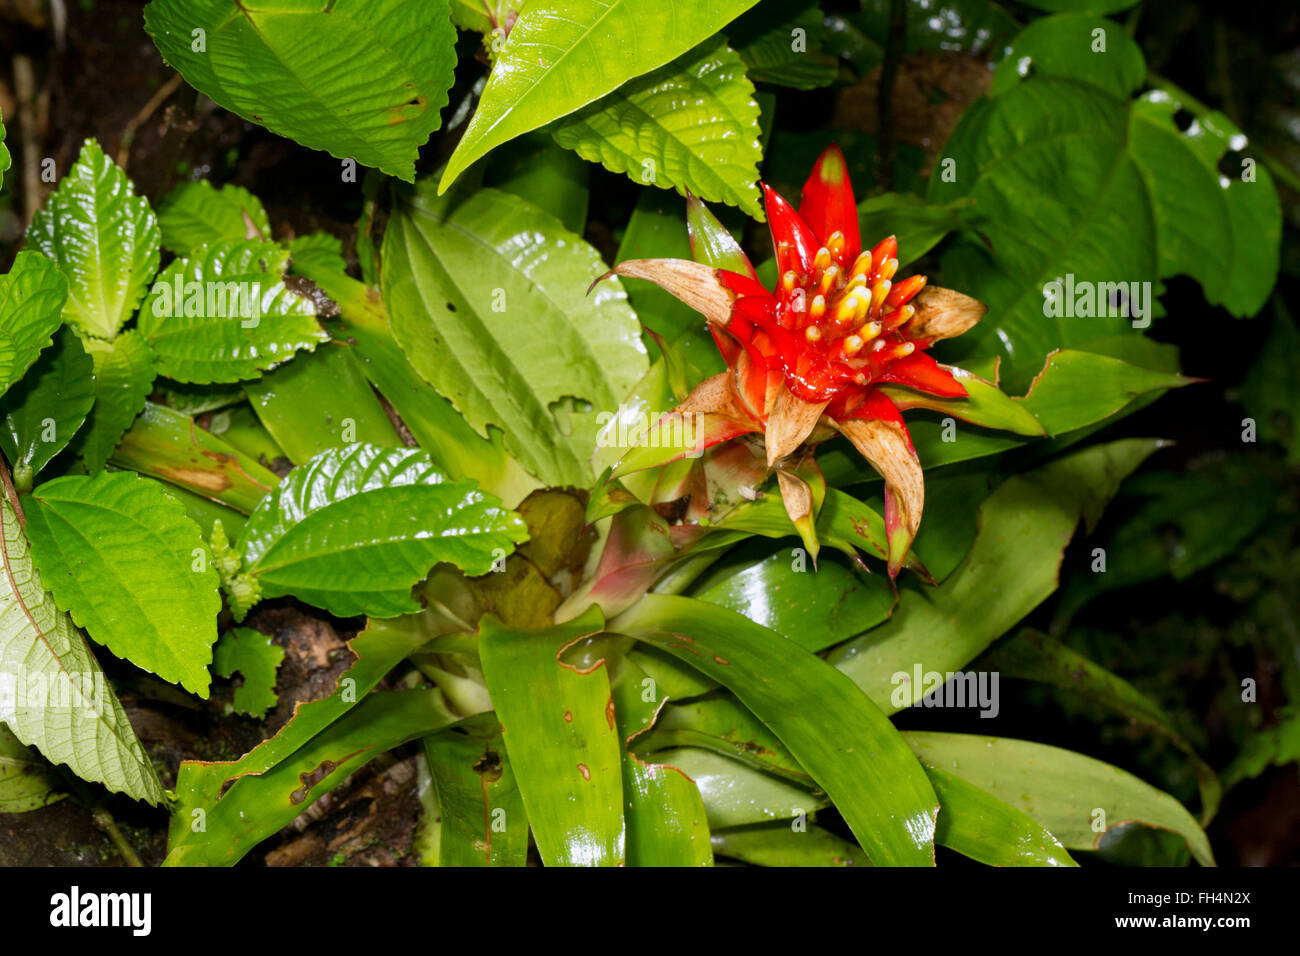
157;180;271;255
730;1;838;91
906;732;1213;866
145;0;458;181
553;37;763;217
0;328;94;488
928;769;1076;867
711;821;869;866
0;495;164;804
477;609;626;866
238;443;527;618
648;746;826;829
990;13;1145;98
138;240;327;384
24;472;222;697
423;721;529;867
71;331;157;473
487;131;590;236
26;139;158;339
0;252;68;396
440;0;760;190
615;594;938;865
382;182;647;486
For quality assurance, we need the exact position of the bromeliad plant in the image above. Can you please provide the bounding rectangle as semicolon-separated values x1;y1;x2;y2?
0;0;1280;868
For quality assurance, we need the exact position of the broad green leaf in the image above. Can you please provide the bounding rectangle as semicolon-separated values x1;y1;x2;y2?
138;240;327;384
237;443;527;617
846;0;1019;61
985;629;1221;821
1240;298;1300;464
423;720;530;867
382;182;647;486
0;252;69;396
648;746;826;829
440;0;761;190
144;0;458;182
1016;0;1139;11
72;331;157;473
165;689;458;866
23;472;222;697
212;627;284;719
26;139;159;339
552;38;764;217
0;328;94;489
830;439;1162;709
928;769;1076;867
477;608;626;866
1223;710;1300;791
711;822;869;866
858;194;973;267
1130;90;1281;317
730;1;838;91
0;723;65;812
989;13;1145;98
614;594;938;865
487;131;591;235
243;342;400;464
880;365;1048;437
157;180;271;255
111;402;280;514
287;232;346;280
906;732;1213;866
0;495;164;804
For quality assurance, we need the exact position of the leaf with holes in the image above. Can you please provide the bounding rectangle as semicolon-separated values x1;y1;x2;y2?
553;38;763;217
23;472;223;697
144;0;458;182
0;495;164;804
26;139;159;339
137;240;327;384
237;443;528;618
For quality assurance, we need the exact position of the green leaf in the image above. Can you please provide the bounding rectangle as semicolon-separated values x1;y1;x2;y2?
730;1;839;91
1240;298;1300;463
830;439;1162;709
213;627;284;719
423;720;530;866
0;110;9;190
477;608;626;866
72;331;157;473
165;688;458;865
0;252;69;396
0;722;65;812
382;182;647;486
144;0;458;182
440;0;761;191
880;365;1048;437
712;821;868;866
23;472;222;697
1223;710;1300;791
0;495;164;804
984;629;1221;821
26;139;159;339
157;180;271;255
614;594;939;865
928;769;1077;867
243;341;400;464
552;37;764;217
645;746;826;829
858;194;973;267
0;328;94;488
237;443;527;618
990;13;1145;99
1015;0;1139;12
486;131;591;236
906;732;1214;866
111;402;280;514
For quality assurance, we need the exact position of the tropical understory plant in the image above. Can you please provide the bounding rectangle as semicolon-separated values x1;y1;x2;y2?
0;0;1289;867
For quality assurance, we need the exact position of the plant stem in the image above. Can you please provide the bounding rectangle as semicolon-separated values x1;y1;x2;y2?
92;807;144;867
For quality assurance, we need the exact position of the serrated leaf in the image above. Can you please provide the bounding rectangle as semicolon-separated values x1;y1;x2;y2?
72;330;157;472
144;0;458;182
25;139;159;339
731;1;839;91
0;252;69;396
157;180;272;255
237;443;528;618
137;239;327;384
440;0;761;191
0;496;164;804
213;627;283;719
0;328;95;488
23;472;223;697
382;182;647;486
552;38;763;217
